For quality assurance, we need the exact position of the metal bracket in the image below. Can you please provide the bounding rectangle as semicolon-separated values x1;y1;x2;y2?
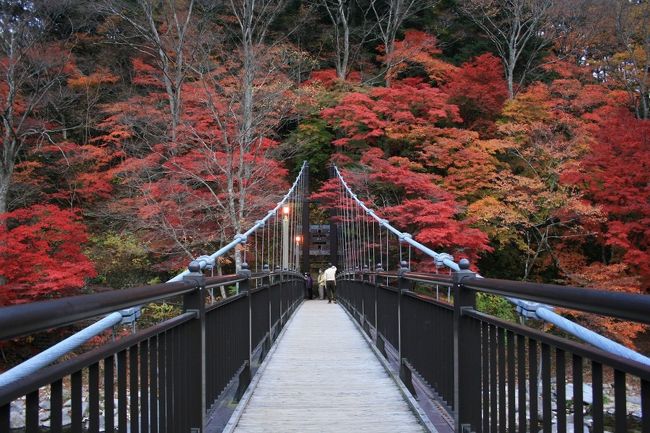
399;358;418;398
185;309;200;320
434;253;454;268
512;299;554;320
119;307;141;325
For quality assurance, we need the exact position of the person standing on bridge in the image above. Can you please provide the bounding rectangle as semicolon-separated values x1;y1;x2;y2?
304;273;313;299
324;264;337;303
317;268;326;300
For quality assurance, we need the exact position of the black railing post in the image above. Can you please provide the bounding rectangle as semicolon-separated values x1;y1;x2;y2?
453;258;480;433
234;263;252;402
397;261;412;362
263;264;272;342
397;261;417;396
182;260;206;432
374;263;383;338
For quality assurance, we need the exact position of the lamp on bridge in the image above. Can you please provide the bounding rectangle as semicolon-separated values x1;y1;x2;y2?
295;235;302;271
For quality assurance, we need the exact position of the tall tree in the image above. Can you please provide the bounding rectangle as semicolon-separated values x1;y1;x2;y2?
102;0;201;142
368;0;437;84
0;1;71;215
459;0;553;98
612;0;650;119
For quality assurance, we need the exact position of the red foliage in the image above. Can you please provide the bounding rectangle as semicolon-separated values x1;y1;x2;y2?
0;205;96;305
562;107;650;289
313;149;491;265
322;78;461;151
304;69;362;88
379;30;456;84
443;53;508;134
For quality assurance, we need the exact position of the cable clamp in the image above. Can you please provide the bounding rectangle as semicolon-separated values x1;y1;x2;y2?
434;253;454;268
119;307;141;325
195;255;214;270
399;233;412;241
511;298;554;319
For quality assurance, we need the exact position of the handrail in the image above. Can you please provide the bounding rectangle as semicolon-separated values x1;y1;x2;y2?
0;280;194;341
346;271;650;324
0;272;299;341
463;277;650;325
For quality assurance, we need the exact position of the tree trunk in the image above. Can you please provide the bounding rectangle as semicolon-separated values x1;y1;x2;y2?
506;62;515;100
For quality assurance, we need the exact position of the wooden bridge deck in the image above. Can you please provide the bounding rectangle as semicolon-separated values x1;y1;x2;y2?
228;300;428;433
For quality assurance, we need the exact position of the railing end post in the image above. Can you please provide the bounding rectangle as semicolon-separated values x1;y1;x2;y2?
237;262;252;293
452;258;480;431
183;260;206;292
182;260;206;430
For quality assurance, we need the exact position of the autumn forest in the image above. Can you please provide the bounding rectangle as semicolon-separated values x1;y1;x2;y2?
0;0;648;349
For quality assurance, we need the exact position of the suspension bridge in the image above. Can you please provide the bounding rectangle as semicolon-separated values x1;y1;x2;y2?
0;162;649;433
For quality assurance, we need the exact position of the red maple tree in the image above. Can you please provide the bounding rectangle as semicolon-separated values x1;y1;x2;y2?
0;205;96;305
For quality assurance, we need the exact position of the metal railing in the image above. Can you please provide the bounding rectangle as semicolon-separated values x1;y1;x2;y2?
0;268;304;433
337;265;650;433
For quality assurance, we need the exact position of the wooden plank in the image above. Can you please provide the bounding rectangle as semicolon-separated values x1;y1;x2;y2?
232;300;426;433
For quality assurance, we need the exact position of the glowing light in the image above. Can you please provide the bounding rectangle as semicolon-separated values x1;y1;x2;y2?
295;235;302;243
282;205;290;215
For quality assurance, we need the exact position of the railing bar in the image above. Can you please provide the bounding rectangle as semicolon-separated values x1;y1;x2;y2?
556;349;566;433
172;327;179;433
573;354;584;433
205;292;247;313
529;339;538;433
541;343;552;433
140;339;149;433
129;345;139;433
163;330;172;433
507;330;516;433
592;361;604;433
498;327;506;433
517;334;526;433
615;369;627;433
51;379;63;433
178;326;185;433
482;322;489;433
464;309;650;380
89;362;100;433
0;404;9;433
25;389;38;433
642;380;649;433
182;323;190;432
490;325;498;433
117;350;127;432
150;336;158;433
71;370;82;433
402;290;453;310
104;355;115;433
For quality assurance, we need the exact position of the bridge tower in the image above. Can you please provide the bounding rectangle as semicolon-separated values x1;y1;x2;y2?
328;165;339;268
302;163;310;273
